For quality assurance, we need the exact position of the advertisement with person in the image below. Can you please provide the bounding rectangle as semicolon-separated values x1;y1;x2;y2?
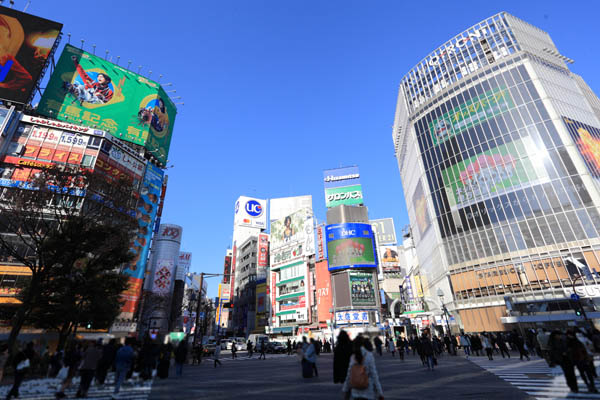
270;195;312;222
152;259;175;295
412;181;431;237
270;208;306;249
562;116;600;179
442;136;550;211
349;271;377;307
315;260;333;323
380;245;401;273
0;6;62;104
37;44;177;164
326;223;377;271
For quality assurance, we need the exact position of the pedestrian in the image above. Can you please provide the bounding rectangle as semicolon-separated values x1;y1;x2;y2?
549;330;578;393
459;332;471;359
496;333;510;358
396;337;405;361
334;330;353;384
420;332;435;371
214;340;222;368
0;344;8;383
139;338;158;380
341;335;384;400
55;341;82;399
157;344;171;379
511;330;530;361
247;340;253;358
537;328;550;364
76;340;102;398
287;339;292;356
112;338;135;398
174;339;188;377
567;330;597;393
6;343;32;400
258;340;266;360
231;341;237;359
388;337;396;357
95;338;116;386
481;333;493;361
373;336;383;357
471;334;482;356
305;338;318;377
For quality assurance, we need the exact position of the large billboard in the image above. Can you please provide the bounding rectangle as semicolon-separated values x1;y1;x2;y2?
442;137;550;211
270;197;315;267
152;259;174;295
177;252;192;281
369;218;397;245
380;245;402;273
38;44;177;164
270;195;312;222
234;196;267;229
0;6;62;104
349;271;377;307
315;260;332;323
412;181;431;237
429;86;514;146
323;166;363;208
562;116;600;180
325;223;377;271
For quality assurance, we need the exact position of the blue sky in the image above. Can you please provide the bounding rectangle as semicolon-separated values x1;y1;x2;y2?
28;0;600;298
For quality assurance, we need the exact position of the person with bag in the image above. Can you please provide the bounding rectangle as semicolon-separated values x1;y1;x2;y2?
567;330;598;393
55;342;82;399
213;341;222;368
5;343;32;400
342;335;384;400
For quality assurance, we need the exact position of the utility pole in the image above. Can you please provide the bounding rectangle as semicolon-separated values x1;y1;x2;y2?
192;272;229;346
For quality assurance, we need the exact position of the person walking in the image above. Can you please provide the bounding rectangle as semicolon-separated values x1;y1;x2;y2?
537;328;550;364
247;340;253;358
287;339;292;356
342;335;384;400
0;344;9;383
549;331;578;393
55;342;82;399
258;340;266;360
511;330;530;361
305;338;318;377
567;330;598;393
231;341;237;359
334;330;353;384
373;336;383;357
459;333;471;359
112;338;135;399
496;333;510;358
388;337;396;357
396;337;405;361
157;344;171;379
174;340;188;377
214;341;222;368
420;332;435;371
76;341;102;398
481;333;493;361
96;339;116;386
6;343;32;400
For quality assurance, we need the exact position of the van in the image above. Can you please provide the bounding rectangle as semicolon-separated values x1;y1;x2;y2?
248;334;269;351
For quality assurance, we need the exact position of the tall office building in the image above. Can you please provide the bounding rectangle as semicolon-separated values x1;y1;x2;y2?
393;12;600;332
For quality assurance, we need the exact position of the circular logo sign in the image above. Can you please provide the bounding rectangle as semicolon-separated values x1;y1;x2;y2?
245;200;263;217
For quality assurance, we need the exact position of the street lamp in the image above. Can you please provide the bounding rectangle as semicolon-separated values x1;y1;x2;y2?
437;288;452;336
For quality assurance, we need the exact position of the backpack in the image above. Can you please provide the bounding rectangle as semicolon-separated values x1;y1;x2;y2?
350;362;369;390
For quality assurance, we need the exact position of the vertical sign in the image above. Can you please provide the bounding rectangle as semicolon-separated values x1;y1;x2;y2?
316;225;326;261
271;271;278;326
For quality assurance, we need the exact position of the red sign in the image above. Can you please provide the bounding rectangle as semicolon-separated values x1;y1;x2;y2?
317;226;325;260
271;271;277;324
3;155;54;169
315;260;333;323
280;295;305;311
258;233;269;268
120;277;143;313
223;256;231;284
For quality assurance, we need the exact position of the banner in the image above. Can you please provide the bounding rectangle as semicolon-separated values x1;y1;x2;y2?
412;181;431;237
177;252;192;281
326;223;376;271
0;6;62;104
562;116;600;180
442;137;549;211
152;259;174;295
369;218;397;245
38;44;177;164
315;260;332;323
429;86;514;146
271;271;277;325
258;233;269;268
280;295;306;311
316;225;326;261
349;271;376;307
324;184;363;208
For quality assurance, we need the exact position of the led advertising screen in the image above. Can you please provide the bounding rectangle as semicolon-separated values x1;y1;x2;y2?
349;271;377;307
562;116;600;180
429;86;514;146
323;166;363;208
442;136;550;211
0;6;62;104
37;44;176;164
325;223;376;271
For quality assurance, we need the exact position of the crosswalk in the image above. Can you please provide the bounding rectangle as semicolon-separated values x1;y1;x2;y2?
211;353;292;362
0;372;153;399
471;356;600;399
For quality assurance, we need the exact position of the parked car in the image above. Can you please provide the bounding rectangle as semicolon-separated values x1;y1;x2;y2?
220;339;232;350
266;341;286;354
202;340;216;356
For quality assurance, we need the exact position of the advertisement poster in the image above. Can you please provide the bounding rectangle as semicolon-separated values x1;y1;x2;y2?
0;6;62;104
271;271;277;325
380;245;401;273
349;271;377;306
335;310;369;325
562;116;600;179
315;260;333;323
316;225;326;261
270;195;312;222
234;196;267;229
324;184;363;208
369;218;397;245
280;295;306;311
177;252;192;281
442;137;549;211
326;223;376;271
223;255;231;284
429;86;514;146
258;233;269;268
38;44;177;164
270;208;307;249
152;259;174;295
412;181;431;237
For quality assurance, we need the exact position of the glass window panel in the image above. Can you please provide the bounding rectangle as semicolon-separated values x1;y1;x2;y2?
543;183;562;212
545;214;565;244
510;223;527;250
544;120;563;147
555;213;576;242
557;147;578;176
571;175;593;206
518;221;536;248
551;180;573;211
566;211;587;240
576;209;598;239
536;216;555;245
587;207;600;234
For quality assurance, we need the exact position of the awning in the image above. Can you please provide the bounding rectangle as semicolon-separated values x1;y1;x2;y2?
273;327;294;334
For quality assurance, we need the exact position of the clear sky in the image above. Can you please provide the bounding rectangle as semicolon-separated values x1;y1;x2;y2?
27;0;600;298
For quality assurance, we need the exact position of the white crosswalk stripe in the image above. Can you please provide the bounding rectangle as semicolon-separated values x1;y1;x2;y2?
471;356;600;400
211;353;291;362
0;372;153;399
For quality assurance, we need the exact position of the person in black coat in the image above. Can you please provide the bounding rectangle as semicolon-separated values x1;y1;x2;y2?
95;339;117;385
333;330;353;384
174;340;188;377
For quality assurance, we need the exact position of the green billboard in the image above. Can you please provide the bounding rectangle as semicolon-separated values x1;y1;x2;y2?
325;184;363;208
442;137;549;211
37;44;176;164
429;86;514;146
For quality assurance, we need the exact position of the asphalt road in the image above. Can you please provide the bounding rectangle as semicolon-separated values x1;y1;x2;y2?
149;351;532;400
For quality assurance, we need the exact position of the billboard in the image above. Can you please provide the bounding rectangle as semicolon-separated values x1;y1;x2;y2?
270;195;312;222
280;295;306;311
223;255;231;284
257;233;269;268
349;271;377;307
336;310;369;325
38;44;177;164
442;137;550;211
429;86;514;146
270;202;315;267
0;6;62;104
369;218;397;245
177;252;192;281
316;225;326;261
271;271;277;325
152;259;174;295
315;260;333;323
380;245;402;273
412;181;431;237
325;223;377;271
562;116;600;179
323;166;363;208
234;196;267;229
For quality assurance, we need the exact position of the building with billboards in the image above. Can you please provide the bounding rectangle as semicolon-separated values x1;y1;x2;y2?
393;12;600;332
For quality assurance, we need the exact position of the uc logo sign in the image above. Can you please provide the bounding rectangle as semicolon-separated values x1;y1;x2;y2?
245;200;263;217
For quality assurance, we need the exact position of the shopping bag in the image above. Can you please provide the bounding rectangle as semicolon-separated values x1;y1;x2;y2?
57;366;69;380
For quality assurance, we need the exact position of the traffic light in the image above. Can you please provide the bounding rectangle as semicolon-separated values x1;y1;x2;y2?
575;308;582;317
86;322;92;329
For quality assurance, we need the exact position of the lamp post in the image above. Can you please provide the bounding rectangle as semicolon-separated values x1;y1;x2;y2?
437;288;451;336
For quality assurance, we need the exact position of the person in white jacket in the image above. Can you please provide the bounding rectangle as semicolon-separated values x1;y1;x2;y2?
342;336;384;400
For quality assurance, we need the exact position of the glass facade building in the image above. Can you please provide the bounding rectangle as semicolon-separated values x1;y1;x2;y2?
393;12;600;332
